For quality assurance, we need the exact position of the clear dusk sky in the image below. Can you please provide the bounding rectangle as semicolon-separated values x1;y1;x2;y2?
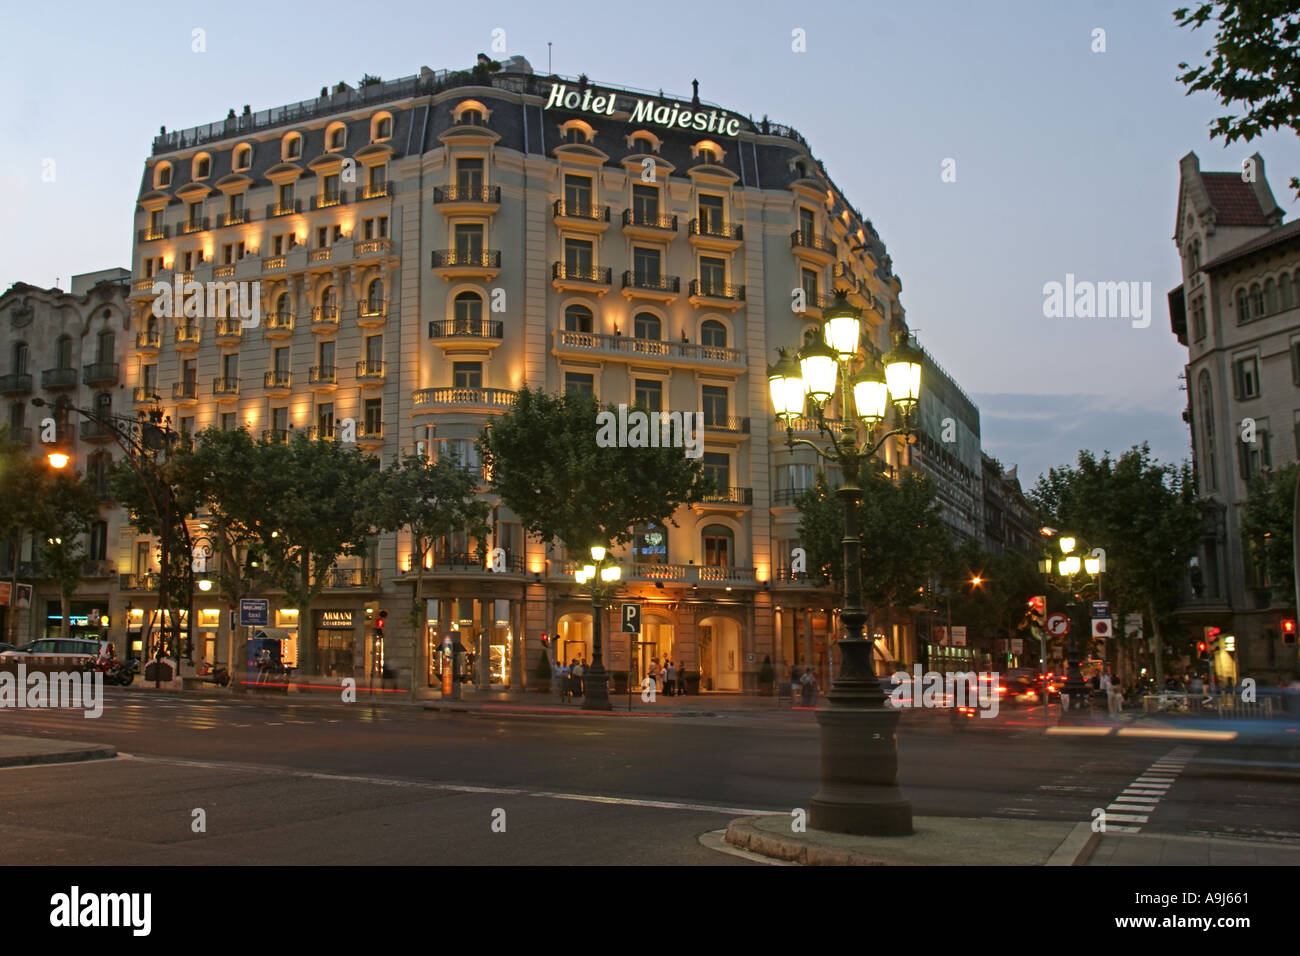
4;0;1299;487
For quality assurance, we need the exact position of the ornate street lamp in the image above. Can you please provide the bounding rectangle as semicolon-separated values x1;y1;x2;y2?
767;289;923;836
1041;530;1100;716
573;543;621;711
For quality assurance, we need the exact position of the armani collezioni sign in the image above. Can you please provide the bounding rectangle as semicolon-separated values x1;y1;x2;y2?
544;83;745;137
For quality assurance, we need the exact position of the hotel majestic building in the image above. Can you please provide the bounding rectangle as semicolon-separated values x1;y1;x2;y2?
2;57;1002;692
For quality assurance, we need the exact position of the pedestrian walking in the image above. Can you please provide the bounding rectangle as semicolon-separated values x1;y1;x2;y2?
676;664;687;696
663;659;676;697
572;659;585;698
799;667;816;707
557;659;571;701
649;657;661;694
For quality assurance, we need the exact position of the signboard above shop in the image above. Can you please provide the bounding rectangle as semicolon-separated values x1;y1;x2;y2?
544;83;747;137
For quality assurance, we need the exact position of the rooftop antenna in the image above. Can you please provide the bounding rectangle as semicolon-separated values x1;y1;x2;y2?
547;42;552;74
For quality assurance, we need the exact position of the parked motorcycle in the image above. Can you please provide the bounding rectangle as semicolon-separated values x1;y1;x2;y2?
93;656;139;686
197;660;231;687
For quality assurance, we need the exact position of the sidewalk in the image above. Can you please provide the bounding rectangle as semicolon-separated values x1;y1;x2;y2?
0;734;116;768
722;814;1300;866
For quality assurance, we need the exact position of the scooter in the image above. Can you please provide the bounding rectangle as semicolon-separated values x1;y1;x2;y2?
196;660;231;687
94;657;139;686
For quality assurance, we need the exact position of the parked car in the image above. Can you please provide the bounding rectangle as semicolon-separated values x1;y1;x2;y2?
0;638;106;670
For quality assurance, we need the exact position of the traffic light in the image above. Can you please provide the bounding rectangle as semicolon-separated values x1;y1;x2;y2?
1027;595;1046;629
376;609;387;631
1197;640;1208;659
1284;619;1297;645
1203;626;1221;655
540;632;549;647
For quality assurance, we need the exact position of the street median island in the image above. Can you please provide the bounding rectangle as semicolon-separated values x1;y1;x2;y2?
724;814;1080;866
0;734;116;768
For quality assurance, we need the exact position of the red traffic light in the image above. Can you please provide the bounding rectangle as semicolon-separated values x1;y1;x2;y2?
376;609;387;629
1197;641;1207;653
1283;619;1296;635
1207;626;1221;637
540;632;549;645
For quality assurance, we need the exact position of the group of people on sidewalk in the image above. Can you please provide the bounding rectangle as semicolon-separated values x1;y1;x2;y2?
556;659;586;700
646;658;685;696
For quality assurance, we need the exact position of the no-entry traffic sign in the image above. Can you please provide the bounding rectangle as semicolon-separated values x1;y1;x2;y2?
1046;612;1070;636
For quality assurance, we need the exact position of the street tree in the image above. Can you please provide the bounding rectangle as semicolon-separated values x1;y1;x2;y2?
1240;460;1298;606
33;470;99;639
795;461;953;658
374;451;491;687
1031;444;1203;687
0;429;47;641
1174;2;1300;194
945;540;1043;662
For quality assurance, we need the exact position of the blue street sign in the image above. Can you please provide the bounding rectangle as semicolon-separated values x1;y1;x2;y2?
239;598;269;627
1090;600;1110;620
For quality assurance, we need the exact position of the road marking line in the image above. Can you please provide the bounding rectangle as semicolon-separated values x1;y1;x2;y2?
1104;824;1142;833
1105;813;1150;823
1120;792;1163;799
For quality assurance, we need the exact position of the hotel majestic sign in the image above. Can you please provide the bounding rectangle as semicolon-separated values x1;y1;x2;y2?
544;83;745;137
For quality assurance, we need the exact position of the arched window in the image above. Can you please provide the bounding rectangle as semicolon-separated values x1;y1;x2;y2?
320;285;336;315
327;123;346;150
372;114;393;140
1281;274;1294;311
564;304;593;333
564;126;586;144
193;154;211;180
633;137;652;153
702;525;734;567
233;145;252;171
633;312;660;341
96;329;114;364
460;109;483;127
366;278;384;312
154;163;171;188
275;292;290;318
12;342;28;374
700;320;727;348
283;132;302;160
1198;369;1216;490
1236;289;1250;323
1250;283;1264;316
56;335;73;369
1265;277;1278;313
698;147;718;163
454;291;483;330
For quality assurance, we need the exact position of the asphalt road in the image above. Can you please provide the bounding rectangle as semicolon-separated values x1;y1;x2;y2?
1;690;1297;864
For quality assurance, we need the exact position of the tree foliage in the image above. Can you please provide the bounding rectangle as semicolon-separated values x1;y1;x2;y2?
33;470;99;638
478;387;713;554
1174;2;1300;193
1240;460;1297;605
944;539;1043;647
795;462;953;622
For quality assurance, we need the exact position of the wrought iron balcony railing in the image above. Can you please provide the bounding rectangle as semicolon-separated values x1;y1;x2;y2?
552;262;611;284
621;271;680;293
622;208;678;230
433;185;500;204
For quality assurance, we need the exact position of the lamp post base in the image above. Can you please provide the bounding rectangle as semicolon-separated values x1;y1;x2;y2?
581;663;612;711
808;703;914;836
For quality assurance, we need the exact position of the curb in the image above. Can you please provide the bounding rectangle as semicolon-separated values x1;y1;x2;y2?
0;744;117;768
723;818;901;866
1045;821;1100;866
423;702;717;718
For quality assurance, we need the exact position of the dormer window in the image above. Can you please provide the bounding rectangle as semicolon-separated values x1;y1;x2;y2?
633;137;652;153
193;154;210;179
372;112;393;141
283;133;302;160
233;145;252;170
326;123;346;151
699;147;718;163
154;163;172;188
565;127;586;144
461;109;483;126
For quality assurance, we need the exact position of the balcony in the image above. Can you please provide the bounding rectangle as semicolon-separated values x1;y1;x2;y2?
213;265;236;278
261;428;292;443
431;249;501;280
212;377;241;400
433;184;501;214
119;572;160;592
796;291;841;319
311;306;339;332
303;426;336;442
136;385;164;406
357;181;393;201
356;238;392;258
791;229;836;265
41;367;78;390
179;216;210;235
688;279;746;311
356;359;387;386
626;563;758;585
428;318;504;348
171;381;198;404
0;373;32;396
621;270;681;302
411;387;517;414
138;225;170;242
553;199;611;232
262;256;287;273
622;208;678;238
314;568;381;589
264;370;293;395
80;362;119;387
689;218;743;250
217;211;249;227
412;552;526;576
780;415;843;436
265;199;302;218
551;329;743;369
552;262;612;293
309;366;338;390
132;278;158;294
774;567;831;588
347;303;384;333
135;330;162;351
310;192;347;210
308;248;332;264
175;324;202;350
356;424;384;448
704;416;751;436
215;318;244;343
78;420;114;442
265;311;294;338
701;486;753;506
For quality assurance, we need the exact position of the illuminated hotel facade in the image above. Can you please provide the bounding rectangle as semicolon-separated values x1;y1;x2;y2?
114;58;947;692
